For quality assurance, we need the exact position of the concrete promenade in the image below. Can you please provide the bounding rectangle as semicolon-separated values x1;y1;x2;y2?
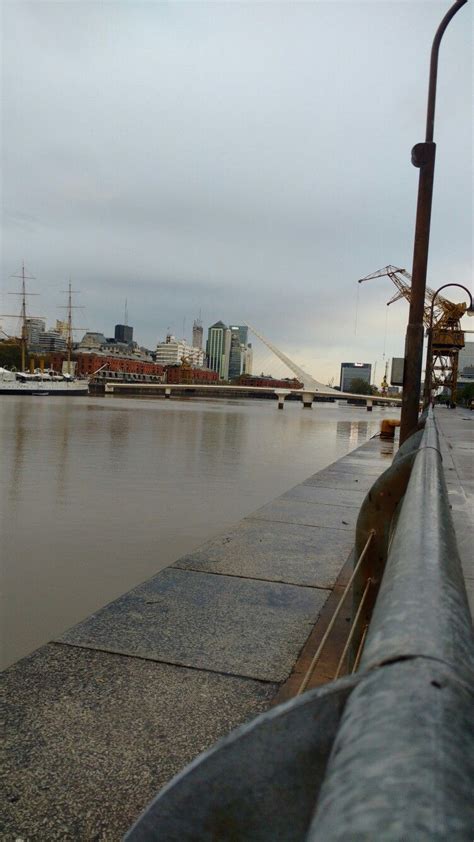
2;435;393;841
436;406;474;616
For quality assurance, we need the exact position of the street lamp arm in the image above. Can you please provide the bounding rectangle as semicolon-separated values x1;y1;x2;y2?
426;0;469;142
429;283;474;323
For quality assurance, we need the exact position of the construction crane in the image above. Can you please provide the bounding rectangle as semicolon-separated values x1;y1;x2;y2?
380;361;389;397
358;265;470;403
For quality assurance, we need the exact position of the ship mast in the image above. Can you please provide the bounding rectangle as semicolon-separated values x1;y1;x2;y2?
1;263;40;371
67;281;73;375
20;267;28;372
59;280;86;375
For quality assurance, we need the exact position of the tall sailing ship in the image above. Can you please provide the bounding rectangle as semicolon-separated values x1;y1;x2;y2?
0;265;89;396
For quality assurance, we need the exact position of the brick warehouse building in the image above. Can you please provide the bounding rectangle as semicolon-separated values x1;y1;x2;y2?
165;363;219;385
237;374;303;389
49;352;164;379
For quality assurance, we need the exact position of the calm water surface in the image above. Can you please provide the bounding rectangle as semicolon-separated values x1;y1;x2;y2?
1;396;398;668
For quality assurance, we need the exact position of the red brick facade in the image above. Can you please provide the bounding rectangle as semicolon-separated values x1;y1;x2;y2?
165;364;219;384
237;374;303;389
49;352;164;378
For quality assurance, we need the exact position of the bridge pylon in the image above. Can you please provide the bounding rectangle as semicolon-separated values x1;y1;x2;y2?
245;324;339;399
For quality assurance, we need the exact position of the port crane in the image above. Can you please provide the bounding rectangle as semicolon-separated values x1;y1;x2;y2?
358;265;470;402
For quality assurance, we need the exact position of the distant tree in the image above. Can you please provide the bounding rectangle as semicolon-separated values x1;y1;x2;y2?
457;383;474;406
347;377;373;396
0;342;22;369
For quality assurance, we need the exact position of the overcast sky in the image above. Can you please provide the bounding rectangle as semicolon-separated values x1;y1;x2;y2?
1;0;472;383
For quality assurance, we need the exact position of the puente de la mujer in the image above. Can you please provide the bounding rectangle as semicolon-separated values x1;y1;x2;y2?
105;325;400;410
245;323;340;396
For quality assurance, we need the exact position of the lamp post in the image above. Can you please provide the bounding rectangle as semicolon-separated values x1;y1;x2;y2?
399;0;468;444
423;283;474;408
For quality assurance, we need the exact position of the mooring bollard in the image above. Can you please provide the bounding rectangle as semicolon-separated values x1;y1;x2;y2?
380;418;400;439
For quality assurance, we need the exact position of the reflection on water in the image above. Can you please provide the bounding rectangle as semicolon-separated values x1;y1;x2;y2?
0;396;398;669
336;420;370;446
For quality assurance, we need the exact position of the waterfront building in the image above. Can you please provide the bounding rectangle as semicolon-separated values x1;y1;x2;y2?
37;330;67;353
55;320;69;339
458;341;474;378
192;319;203;350
78;331;108;350
115;324;134;345
155;334;204;368
228;326;250;381
25;318;46;348
340;362;372;392
244;343;253;375
207;321;231;379
230;325;248;346
238;374;302;389
50;349;164;380
165;363;219;384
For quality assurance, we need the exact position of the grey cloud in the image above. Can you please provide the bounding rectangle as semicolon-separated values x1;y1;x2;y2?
1;1;471;381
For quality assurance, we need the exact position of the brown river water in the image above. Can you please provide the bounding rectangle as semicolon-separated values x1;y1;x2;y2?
0;395;398;669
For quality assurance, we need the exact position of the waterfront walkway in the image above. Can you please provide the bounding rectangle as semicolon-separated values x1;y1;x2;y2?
2;435;393;840
436;406;474;616
2;410;472;841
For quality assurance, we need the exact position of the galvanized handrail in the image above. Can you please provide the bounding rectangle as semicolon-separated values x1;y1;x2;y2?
308;408;474;840
125;409;474;841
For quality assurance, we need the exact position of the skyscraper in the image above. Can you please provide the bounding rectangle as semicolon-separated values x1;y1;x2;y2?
192;319;203;350
115;324;133;345
230;325;248;346
244;342;253;375
207;321;231;379
228;325;249;380
25;318;46;348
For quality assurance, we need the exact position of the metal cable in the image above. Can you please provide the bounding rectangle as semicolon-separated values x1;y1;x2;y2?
296;531;374;695
334;578;371;679
351;624;369;674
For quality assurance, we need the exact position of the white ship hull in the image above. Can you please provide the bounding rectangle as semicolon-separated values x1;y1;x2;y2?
0;369;89;396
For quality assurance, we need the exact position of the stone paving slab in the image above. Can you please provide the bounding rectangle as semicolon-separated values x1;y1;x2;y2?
250;498;358;530
174;519;354;589
325;458;387;475
58;568;328;682
302;469;376;491
280;484;367;508
1;643;276;842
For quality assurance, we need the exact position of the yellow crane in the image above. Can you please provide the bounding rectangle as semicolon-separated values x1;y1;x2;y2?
358;265;470;403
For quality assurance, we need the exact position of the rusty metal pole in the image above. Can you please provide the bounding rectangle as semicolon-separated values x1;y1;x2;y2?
399;0;468;443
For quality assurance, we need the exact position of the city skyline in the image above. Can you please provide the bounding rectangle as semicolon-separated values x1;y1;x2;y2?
1;2;471;383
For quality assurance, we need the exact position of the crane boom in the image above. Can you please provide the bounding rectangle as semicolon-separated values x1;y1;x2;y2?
357;265;470;404
357;265;458;327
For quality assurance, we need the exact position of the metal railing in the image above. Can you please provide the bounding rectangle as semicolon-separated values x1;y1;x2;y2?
125;409;474;841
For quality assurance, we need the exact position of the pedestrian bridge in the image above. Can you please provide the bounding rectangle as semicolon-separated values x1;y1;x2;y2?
104;381;401;410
